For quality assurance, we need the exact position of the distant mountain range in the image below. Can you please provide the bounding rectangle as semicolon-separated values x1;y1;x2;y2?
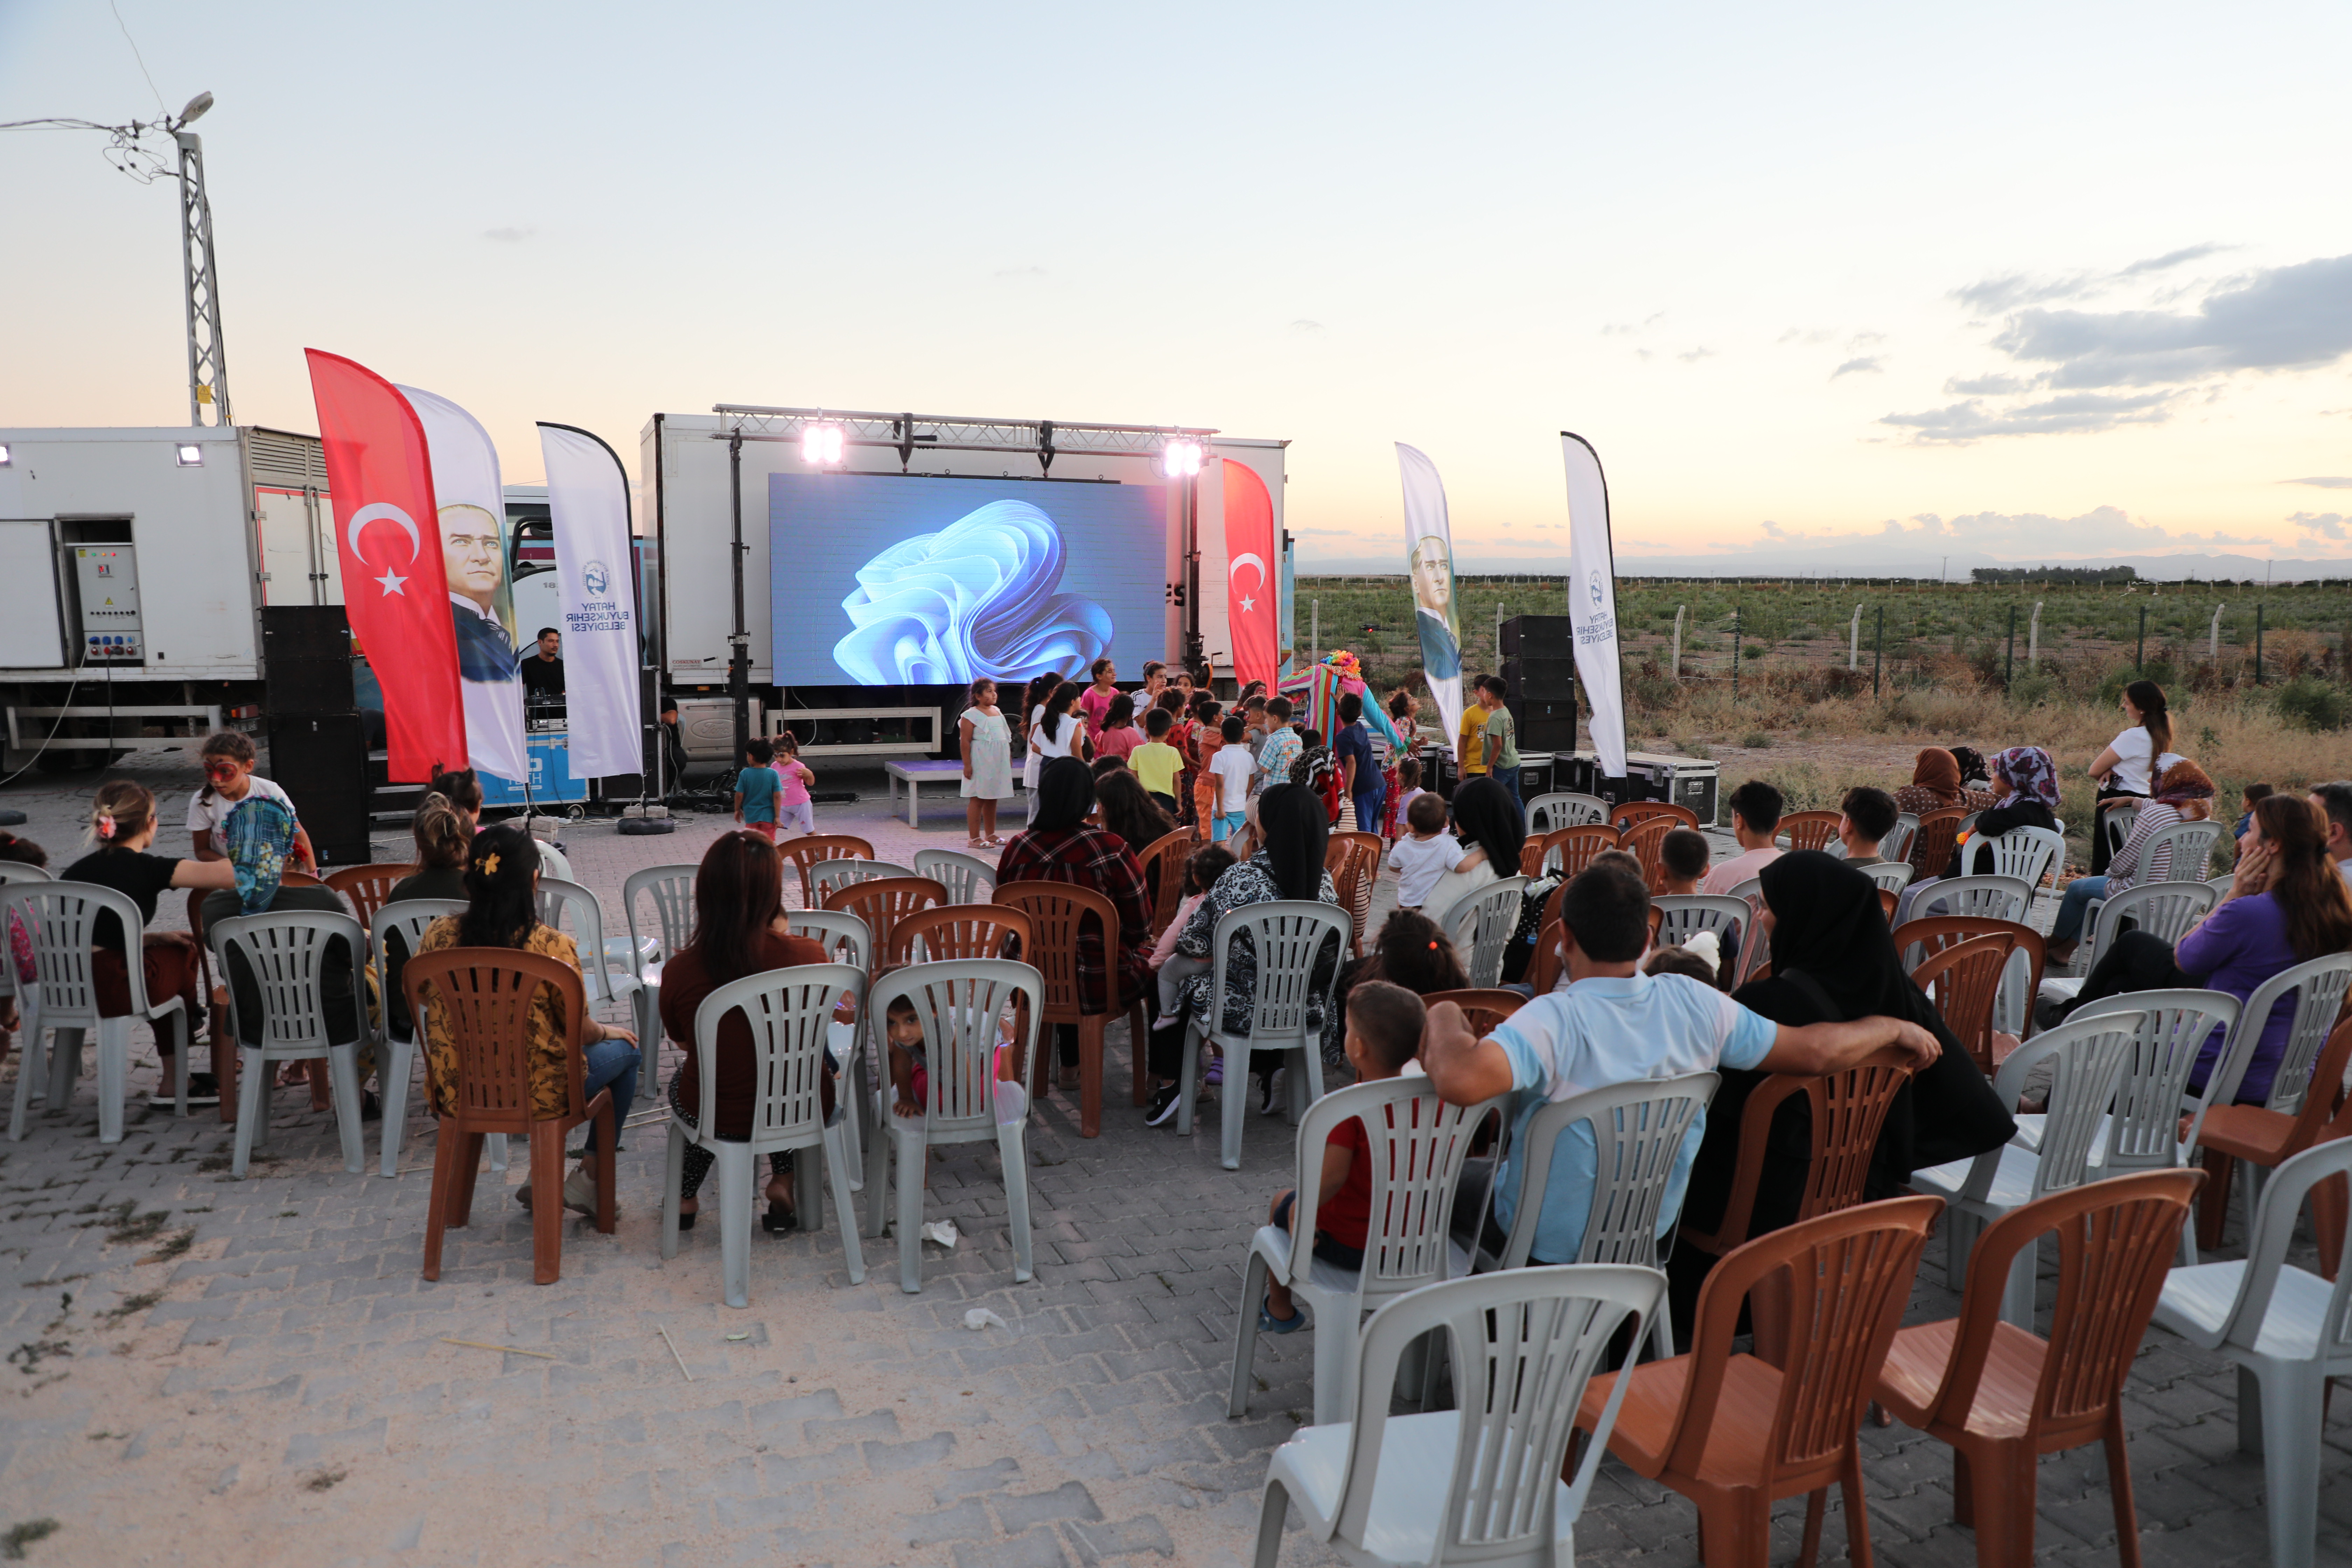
1297;547;2346;582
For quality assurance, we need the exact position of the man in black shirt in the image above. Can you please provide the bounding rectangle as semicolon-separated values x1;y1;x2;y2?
518;627;565;702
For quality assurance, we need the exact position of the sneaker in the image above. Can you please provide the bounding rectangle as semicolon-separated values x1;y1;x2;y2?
1145;1083;1183;1127
1258;1302;1307;1335
561;1169;601;1216
1259;1071;1282;1116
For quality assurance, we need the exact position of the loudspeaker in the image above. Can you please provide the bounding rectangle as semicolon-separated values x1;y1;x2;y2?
266;657;356;716
266;712;371;866
1502;656;1577;703
1499;615;1573;658
260;606;352;663
1517;714;1580;754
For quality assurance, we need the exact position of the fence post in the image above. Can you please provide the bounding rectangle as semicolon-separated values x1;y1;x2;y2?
1732;603;1741;700
2028;600;2042;667
1848;603;1862;670
1873;605;1883;695
1671;605;1685;680
1310;599;1319;666
2137;606;2147;672
2005;604;2016;687
2210;602;2226;664
2255;603;2264;684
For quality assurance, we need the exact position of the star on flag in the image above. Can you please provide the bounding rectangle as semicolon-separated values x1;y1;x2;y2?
375;568;407;595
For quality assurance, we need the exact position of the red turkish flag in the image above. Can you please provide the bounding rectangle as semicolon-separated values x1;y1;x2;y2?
1222;459;1279;691
304;350;464;783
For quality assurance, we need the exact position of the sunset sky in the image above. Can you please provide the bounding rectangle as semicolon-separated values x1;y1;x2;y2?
5;2;2348;570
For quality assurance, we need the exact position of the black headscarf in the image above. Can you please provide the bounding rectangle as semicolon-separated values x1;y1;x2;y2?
1032;756;1096;833
1450;776;1525;877
1751;850;2015;1173
1257;782;1329;901
1949;745;1991;786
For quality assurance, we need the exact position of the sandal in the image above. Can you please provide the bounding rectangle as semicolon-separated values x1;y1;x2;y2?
761;1199;796;1233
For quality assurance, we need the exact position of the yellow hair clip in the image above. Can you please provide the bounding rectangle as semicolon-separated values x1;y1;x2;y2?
480;852;501;878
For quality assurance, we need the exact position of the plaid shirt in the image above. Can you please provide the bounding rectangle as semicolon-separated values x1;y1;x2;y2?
995;825;1154;1011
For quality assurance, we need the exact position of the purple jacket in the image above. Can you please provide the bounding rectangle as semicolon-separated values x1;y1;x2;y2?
2177;892;2299;1104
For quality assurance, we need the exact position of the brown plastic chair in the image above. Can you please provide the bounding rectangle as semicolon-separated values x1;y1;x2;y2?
1778;811;1842;854
1678;1046;1918;1262
1517;839;1548;879
1614;800;1699;832
1580;1195;1942;1568
1909;934;2015;1073
1531;919;1564;995
402;947;615;1286
1874;1170;2203;1568
1324;832;1382;956
883;904;1034;969
779;834;875;908
1419;988;1525;1038
326;862;418;929
824;876;945;980
1140;829;1198;943
2195;1016;2352;1253
1542;824;1623;880
1909;808;1968;878
1620;817;1679;893
1877;888;1899;922
990;881;1148;1136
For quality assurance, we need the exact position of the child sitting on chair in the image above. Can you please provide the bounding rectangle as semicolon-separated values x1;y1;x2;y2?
1257;981;1424;1335
886;995;930;1119
1659;828;1710;896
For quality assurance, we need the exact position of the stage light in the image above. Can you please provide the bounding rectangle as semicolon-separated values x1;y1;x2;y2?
1161;439;1201;478
176;443;204;467
802;424;845;466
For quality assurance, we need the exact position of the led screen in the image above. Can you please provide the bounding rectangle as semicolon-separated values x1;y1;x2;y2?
768;472;1167;685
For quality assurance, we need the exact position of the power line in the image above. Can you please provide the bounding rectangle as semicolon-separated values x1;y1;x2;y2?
109;0;169;118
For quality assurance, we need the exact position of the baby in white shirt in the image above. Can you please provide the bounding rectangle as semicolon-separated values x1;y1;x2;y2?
1385;791;1466;910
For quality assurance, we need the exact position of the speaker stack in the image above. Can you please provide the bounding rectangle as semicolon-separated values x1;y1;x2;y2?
260;606;371;866
1500;615;1579;765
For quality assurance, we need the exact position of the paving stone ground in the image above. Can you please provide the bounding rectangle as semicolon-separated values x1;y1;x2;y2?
0;756;2343;1566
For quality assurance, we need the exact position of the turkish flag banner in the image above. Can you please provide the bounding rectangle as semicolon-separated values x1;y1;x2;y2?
304;350;465;782
1222;459;1279;691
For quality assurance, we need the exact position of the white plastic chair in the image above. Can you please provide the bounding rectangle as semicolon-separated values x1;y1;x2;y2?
621;863;698;1046
2135;818;2224;884
1444;875;1528;990
1907;872;2032;925
1858;860;1914;895
1524;791;1608;833
369;898;467;1177
3;881;191;1142
2045;878;2218;990
780;909;873;1188
210;909;369;1178
1473;1073;1717;1361
658;962;867;1304
1883;813;1919;866
1650;895;1751;980
1249;1264;1665;1568
2150;1137;2352;1568
536;877;645;1018
810;859;917;902
1910;1007;2147;1324
1177;900;1353;1171
1974;825;2065;890
1230;1078;1503;1425
2194;952;2352;1241
2100;799;2142;858
863;958;1042;1294
2207;872;2237;899
0;863;51;1020
912;849;995;905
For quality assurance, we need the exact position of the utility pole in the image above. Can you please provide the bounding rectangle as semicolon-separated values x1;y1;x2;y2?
174;112;231;424
727;430;750;769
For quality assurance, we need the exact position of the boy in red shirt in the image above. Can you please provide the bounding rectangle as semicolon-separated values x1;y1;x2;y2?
1257;980;1425;1332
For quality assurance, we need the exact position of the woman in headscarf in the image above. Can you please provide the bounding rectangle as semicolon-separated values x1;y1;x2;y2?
2045;757;2218;961
1668;850;2015;1329
1892;747;1996;820
1151;783;1342;1124
1937;745;2062;880
996;757;1155;1091
1948;746;1993;791
1421;776;1528;971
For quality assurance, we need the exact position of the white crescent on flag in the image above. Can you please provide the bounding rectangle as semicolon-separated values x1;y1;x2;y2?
346;501;421;562
1228;552;1267;587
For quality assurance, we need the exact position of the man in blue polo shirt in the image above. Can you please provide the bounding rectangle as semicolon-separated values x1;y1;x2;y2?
1423;863;1939;1264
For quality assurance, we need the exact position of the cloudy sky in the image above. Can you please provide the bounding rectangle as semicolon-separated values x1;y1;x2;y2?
4;2;2348;568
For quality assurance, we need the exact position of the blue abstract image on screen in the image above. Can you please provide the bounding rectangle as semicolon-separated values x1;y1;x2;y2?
769;473;1166;685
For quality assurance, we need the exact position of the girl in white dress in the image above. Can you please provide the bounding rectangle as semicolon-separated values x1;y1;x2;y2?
960;678;1014;848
